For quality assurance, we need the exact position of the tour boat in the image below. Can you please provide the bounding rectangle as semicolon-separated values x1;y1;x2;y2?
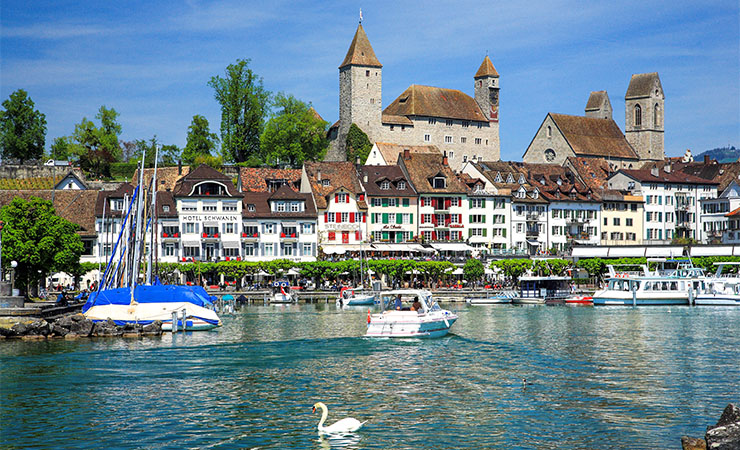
592;259;705;306
336;286;375;306
695;262;740;306
512;276;572;305
366;290;457;338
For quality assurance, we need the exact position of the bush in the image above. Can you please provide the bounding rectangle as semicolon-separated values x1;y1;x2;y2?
110;162;139;179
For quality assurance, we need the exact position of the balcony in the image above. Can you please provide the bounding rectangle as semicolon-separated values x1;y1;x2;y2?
676;221;692;229
526;213;540;222
525;229;539;238
280;232;300;240
201;232;221;241
567;218;589;225
241;232;259;240
161;232;180;240
567;232;591;241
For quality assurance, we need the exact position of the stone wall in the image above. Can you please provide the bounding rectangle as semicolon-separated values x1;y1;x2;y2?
523;116;574;165
0;164;86;181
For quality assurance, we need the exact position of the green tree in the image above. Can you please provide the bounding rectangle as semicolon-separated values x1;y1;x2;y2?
260;93;328;167
208;59;270;163
193;154;223;171
69;106;123;177
0;197;83;296
182;115;219;164
95;105;122;160
0;89;47;163
463;258;485;284
50;136;71;160
345;123;372;164
131;136;159;167
159;144;181;166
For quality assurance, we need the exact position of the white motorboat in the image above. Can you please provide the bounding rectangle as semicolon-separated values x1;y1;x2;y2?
270;281;296;304
336;286;375;306
696;262;740;306
366;290;457;338
513;276;571;305
592;259;705;306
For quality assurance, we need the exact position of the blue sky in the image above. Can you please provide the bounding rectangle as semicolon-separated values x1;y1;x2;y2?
1;0;738;161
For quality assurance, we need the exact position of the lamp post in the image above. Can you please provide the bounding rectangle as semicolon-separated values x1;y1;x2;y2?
10;260;17;296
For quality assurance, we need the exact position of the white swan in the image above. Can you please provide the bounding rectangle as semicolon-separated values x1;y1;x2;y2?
312;402;365;434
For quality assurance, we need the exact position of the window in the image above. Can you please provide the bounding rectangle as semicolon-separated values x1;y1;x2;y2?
301;223;313;234
224;247;239;258
422;214;432;224
388;198;397;207
264;223;275;234
613;218;620;226
243;244;255;256
444;135;453;144
398;181;406;190
163;205;170;212
422;197;431;207
381;180;390;190
475;138;482;145
184;246;200;258
111;199;124;211
203;202;217;212
302;243;313;256
163;243;177;257
247;204;256;212
433;177;446;189
223;202;237;212
276;201;286;212
463;155;468;163
634;104;642;126
626;218;633;226
335;193;349;203
445;119;453;126
460;137;466;144
365;70;370;77
322;179;330;187
184;222;198;234
462;121;469;128
428;118;436;125
390;125;394;131
547;126;552;138
223;223;236;234
449;151;454;159
424;134;431;142
290;202;301;212
471;198;484;208
264;243;274;257
182;201;197;212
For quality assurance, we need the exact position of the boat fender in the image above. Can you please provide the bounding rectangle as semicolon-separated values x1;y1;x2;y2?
367;309;371;324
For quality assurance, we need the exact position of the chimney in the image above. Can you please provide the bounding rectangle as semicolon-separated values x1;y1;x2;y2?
317;169;322;181
442;151;449;166
356;156;361;165
650;165;659;177
178;160;182;175
403;148;411;160
704;155;710;165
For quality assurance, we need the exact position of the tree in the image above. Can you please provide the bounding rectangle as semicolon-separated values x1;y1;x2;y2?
69;105;123;177
0;197;83;296
50;136;71;160
345;123;372;164
463;258;485;284
183;115;219;164
131;136;158;167
0;89;47;163
159;144;181;166
208;59;270;163
260;93;328;167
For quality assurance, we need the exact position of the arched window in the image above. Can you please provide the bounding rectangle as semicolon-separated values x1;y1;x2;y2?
546;126;552;137
653;103;659;126
634;104;642;126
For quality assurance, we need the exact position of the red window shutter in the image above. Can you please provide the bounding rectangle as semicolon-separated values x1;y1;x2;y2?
362;213;366;223
324;212;328;223
445;198;451;209
359;194;364;201
350;212;355;223
432;231;437;240
355;230;361;241
329;231;335;241
421;215;425;224
458;197;462;205
458;214;462;224
335;193;339;203
432;215;437;225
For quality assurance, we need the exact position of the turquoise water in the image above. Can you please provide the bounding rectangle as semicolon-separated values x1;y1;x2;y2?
1;304;739;449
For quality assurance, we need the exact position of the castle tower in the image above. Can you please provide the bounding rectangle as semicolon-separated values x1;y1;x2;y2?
625;72;664;161
326;23;383;161
585;90;612;120
473;55;501;160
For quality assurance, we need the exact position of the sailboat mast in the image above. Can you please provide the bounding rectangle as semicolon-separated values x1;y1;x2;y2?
146;146;159;285
130;150;147;295
99;197;106;283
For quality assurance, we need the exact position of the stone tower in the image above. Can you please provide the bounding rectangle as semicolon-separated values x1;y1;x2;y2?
624;72;664;161
473;55;501;159
325;23;383;162
584;90;612;119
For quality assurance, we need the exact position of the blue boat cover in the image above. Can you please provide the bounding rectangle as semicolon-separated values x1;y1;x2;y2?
83;284;214;312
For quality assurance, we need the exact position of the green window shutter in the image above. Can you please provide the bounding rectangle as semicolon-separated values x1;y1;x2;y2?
503;229;507;237
469;214;473;223
481;199;486;207
410;214;413;224
371;214;375;224
403;198;409;207
396;213;403;224
382;231;389;240
382;198;388;207
469;199;473;208
382;213;388;224
469;229;473;238
482;216;486;223
483;229;487;237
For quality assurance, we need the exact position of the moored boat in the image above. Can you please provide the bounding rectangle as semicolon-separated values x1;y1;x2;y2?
336;286;375;306
270;281;296;304
366;290;457;338
466;290;516;305
695;262;740;306
513;276;571;305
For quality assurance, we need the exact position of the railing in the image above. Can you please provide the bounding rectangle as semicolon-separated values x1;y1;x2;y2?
161;232;180;238
241;232;259;239
280;232;299;239
202;233;220;239
525;230;539;238
526;213;540;221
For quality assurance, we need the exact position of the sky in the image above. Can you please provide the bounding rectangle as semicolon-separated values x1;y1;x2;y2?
1;0;738;162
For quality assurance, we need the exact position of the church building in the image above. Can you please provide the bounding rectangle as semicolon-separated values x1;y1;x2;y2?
326;23;501;170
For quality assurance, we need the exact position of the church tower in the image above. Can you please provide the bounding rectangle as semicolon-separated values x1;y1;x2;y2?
625;72;664;161
584;90;612;120
326;23;383;161
473;55;501;160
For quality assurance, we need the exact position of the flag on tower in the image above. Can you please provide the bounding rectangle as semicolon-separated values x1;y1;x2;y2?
359;8;363;23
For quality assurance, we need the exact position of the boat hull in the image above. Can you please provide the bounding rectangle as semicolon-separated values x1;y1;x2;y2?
365;311;457;338
565;295;593;305
466;297;511;305
695;295;740;306
346;295;375;306
84;302;221;331
592;292;689;306
512;297;546;305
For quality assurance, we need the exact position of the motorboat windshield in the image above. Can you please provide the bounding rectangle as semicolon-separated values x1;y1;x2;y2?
378;290;438;313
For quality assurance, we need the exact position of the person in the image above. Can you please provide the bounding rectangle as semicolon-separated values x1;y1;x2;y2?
411;298;422;312
394;294;402;310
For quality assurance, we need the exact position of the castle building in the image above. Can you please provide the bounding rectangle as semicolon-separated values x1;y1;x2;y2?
326;23;501;170
624;72;665;162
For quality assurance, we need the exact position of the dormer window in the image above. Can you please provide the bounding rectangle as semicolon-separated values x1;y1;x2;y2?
381;180;390;190
494;173;503;183
163;205;170;212
433;176;447;189
532;190;539;199
506;174;514;183
276;201;286;212
518;175;526;185
397;181;406;190
322;179;330;187
556;178;562;186
247;204;256;212
290;201;302;212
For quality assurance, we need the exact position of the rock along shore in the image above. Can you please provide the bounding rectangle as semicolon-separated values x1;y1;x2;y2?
0;313;163;340
682;403;740;450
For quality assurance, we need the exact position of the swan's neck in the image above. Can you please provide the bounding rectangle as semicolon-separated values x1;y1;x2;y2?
317;404;328;431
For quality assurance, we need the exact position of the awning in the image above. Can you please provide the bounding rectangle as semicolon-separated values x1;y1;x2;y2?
323;246;347;255
371;243;421;252
411;244;435;253
222;241;240;249
161;219;180;225
607;247;645;257
203;221;218;227
691;246;733;256
430;243;475;252
571;247;608;258
484;268;494;275
451;268;464;275
182;240;200;247
526;240;540;246
645;246;684;258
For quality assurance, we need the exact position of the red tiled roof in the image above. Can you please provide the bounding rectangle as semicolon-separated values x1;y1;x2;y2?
383;85;487;122
238;167;301;193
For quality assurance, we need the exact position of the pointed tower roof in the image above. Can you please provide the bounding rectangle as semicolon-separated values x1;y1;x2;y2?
625;72;663;99
585;90;610;112
339;24;382;69
474;55;499;78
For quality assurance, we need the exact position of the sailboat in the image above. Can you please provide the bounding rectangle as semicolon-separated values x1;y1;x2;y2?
83;148;221;331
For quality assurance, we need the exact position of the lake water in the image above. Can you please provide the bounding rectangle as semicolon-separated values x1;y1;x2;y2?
1;303;739;449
